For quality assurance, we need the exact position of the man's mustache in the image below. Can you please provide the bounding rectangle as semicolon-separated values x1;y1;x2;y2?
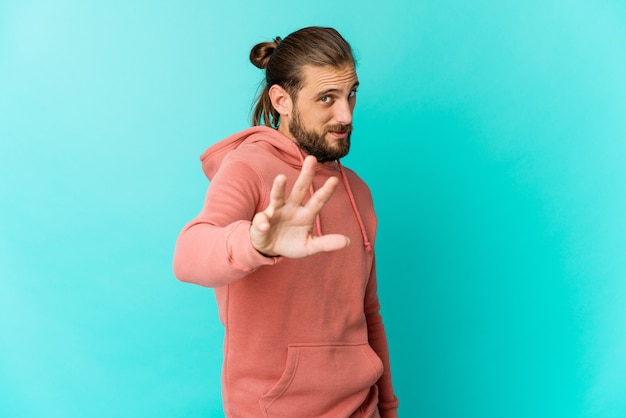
326;124;352;133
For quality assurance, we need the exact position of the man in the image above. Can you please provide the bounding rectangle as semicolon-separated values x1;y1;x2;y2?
173;26;399;417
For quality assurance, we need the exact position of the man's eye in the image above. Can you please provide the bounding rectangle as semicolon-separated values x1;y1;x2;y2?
320;96;331;103
349;90;358;98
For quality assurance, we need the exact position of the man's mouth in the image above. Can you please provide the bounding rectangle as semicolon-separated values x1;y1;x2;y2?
328;130;349;139
326;124;352;139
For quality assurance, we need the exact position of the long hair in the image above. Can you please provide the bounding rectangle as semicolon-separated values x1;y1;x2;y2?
249;27;356;128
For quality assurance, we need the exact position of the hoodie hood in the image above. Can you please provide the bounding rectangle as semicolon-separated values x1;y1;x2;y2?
200;126;303;181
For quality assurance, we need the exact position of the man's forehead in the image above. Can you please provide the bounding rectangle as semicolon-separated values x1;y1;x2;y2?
301;65;359;91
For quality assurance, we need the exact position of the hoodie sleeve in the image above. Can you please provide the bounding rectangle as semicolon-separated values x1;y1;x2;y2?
173;158;280;287
365;256;399;417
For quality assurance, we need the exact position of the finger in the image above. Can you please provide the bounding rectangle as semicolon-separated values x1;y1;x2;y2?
288;156;317;204
308;234;351;255
250;212;277;257
304;175;339;213
251;211;271;232
267;174;288;215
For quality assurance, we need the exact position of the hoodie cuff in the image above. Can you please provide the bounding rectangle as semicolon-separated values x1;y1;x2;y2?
226;220;281;271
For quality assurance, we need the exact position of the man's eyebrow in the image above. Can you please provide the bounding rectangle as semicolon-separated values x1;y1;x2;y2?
317;82;360;96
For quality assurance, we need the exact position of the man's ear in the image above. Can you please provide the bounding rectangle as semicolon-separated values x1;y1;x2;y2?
268;84;293;116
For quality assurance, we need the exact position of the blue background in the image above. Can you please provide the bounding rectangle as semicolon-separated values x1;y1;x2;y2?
1;0;625;417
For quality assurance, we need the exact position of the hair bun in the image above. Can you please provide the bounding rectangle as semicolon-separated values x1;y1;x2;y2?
250;37;281;69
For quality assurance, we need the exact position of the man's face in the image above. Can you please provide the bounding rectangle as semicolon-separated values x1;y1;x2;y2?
283;65;359;162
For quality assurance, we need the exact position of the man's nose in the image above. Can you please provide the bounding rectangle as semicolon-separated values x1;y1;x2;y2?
334;100;353;125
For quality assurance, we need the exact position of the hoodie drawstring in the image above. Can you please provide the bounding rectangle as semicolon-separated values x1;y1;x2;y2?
338;161;373;253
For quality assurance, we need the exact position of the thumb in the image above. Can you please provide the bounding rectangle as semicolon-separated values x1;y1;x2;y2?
251;212;271;232
308;234;351;255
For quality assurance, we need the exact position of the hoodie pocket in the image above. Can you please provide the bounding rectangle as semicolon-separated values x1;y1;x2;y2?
259;343;384;418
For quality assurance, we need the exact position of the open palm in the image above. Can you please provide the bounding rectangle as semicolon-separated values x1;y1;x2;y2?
250;156;350;258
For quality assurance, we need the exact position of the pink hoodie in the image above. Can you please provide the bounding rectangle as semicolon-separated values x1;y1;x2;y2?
173;126;398;417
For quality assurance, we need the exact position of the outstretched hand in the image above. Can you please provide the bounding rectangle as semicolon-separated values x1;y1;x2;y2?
250;156;350;258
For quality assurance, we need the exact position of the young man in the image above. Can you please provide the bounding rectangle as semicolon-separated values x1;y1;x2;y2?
173;27;399;418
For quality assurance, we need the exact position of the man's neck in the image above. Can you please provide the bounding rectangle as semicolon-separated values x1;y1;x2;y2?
277;123;298;144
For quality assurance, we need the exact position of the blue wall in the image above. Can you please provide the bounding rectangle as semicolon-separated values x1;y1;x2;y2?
1;1;625;417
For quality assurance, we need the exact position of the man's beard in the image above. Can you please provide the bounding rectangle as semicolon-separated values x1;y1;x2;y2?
288;108;352;163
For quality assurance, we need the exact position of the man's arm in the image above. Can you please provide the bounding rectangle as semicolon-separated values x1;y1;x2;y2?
173;156;349;287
